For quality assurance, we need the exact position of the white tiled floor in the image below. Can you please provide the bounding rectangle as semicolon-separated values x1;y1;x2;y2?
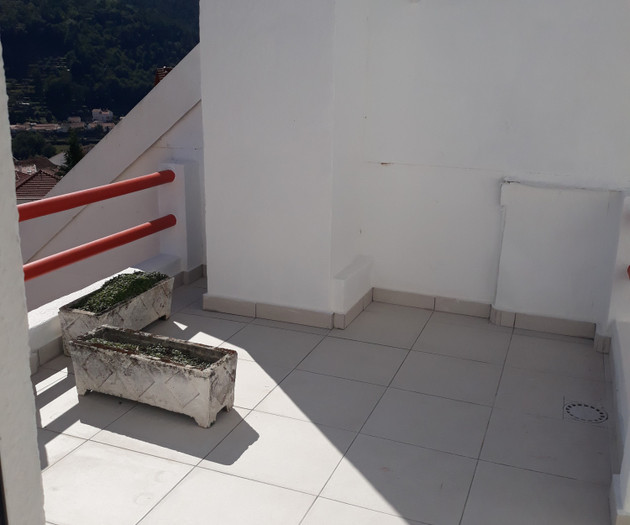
36;282;613;524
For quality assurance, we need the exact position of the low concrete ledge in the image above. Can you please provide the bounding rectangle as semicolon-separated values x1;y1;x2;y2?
203;292;370;330
203;295;256;318
334;289;373;329
256;303;333;329
28;254;184;374
490;306;596;339
203;286;605;339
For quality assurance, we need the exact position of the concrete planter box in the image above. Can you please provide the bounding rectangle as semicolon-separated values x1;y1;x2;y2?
68;326;237;427
59;274;174;355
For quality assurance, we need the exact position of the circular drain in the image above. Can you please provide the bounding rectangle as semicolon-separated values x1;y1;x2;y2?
564;402;608;424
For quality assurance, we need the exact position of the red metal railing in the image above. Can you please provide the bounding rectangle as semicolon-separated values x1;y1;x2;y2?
18;170;175;222
18;170;176;281
23;215;176;281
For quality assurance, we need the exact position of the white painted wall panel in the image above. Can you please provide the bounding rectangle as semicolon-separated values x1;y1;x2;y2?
0;40;45;525
495;183;621;326
201;0;335;311
199;0;630;318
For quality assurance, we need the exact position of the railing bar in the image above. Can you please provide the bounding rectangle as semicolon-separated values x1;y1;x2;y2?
23;214;176;281
18;170;175;222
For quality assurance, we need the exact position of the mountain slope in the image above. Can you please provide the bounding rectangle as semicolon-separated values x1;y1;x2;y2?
0;0;199;122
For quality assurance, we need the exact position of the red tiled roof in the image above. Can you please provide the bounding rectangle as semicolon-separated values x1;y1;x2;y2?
15;170;62;201
14;156;58;174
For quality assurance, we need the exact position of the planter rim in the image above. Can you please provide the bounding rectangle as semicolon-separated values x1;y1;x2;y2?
72;325;238;377
59;275;174;316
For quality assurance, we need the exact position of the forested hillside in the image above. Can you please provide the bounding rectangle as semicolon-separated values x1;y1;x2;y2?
0;0;199;123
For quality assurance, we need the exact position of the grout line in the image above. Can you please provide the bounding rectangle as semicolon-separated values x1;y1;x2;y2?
385;385;495;409
476;457;612;487
409;345;507;367
313;495;434;524
245;407;362;434
186;465;321;497
355;431;480;462
458;325;515;525
299;341;415;523
324;332;416;351
240;335;328;415
194;410;253;468
133;464;196;525
290;367;393;388
39;429;88;474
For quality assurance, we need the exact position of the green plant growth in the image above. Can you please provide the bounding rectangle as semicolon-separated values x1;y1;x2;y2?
85;337;215;369
58;129;84;175
73;271;168;314
1;0;199;122
11;130;56;159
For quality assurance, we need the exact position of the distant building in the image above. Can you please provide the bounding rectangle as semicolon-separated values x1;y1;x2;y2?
68;116;82;123
14;156;58;175
154;66;173;86
92;109;114;122
87;121;115;131
14;157;61;203
31;123;60;132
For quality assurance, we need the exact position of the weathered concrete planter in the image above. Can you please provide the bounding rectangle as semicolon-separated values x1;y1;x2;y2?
59;274;174;355
68;326;237;427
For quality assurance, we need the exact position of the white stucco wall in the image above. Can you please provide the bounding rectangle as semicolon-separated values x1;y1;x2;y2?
609;195;630;327
0;41;46;525
201;0;335;311
495;183;622;328
199;0;630;316
22;48;204;310
339;0;630;307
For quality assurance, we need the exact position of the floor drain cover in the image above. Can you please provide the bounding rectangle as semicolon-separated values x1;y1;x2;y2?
564;402;608;423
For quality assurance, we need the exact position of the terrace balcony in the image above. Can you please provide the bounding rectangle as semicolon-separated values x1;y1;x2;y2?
35;281;614;525
2;1;630;524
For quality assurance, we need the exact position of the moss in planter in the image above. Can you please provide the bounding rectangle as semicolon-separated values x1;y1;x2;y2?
74;271;169;314
85;337;215;370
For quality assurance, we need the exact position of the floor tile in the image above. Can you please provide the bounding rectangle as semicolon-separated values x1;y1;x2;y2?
36;374;135;439
188;277;207;289
201;411;355;494
92;404;250;465
252;317;330;335
495;366;609;421
40;355;74;374
233;359;292;409
321;434;476;525
331;302;431;349
42;441;191;525
38;429;85;471
481;408;610;483
513;327;595;345
413;319;511;365
362;388;491;458
32;367;71;395
298;337;408;386
147;312;246;347
256;370;385;431
223;324;324;368
392;351;502;406
302;498;424;525
506;334;604;380
461;461;610;525
139;468;314;525
170;284;205;313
